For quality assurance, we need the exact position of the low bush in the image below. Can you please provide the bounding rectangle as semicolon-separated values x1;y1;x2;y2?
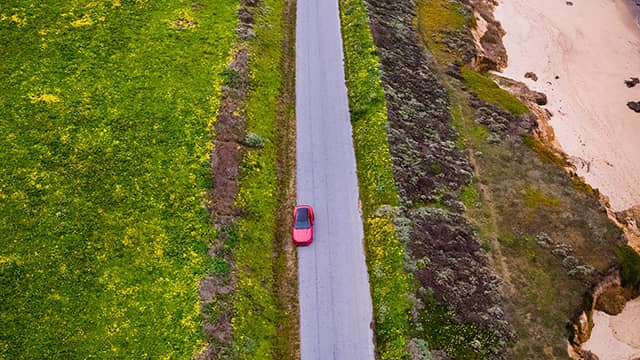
614;245;640;289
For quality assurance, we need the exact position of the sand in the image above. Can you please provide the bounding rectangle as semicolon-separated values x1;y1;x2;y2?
581;298;640;359
494;0;640;212
493;0;640;358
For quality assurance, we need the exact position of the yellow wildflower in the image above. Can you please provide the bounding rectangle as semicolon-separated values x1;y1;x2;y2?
29;93;61;104
70;15;93;27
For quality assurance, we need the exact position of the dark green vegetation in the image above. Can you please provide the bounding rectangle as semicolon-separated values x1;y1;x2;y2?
339;0;413;358
0;0;237;358
615;245;640;289
418;0;625;358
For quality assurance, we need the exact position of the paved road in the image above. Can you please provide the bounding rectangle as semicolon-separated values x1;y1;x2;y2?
295;0;376;358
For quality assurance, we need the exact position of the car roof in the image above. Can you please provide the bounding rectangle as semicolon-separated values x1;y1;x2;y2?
295;207;309;219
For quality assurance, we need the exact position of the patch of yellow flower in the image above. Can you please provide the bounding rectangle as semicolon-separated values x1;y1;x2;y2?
0;255;22;265
48;292;63;301
1;14;28;27
112;0;122;8
170;8;198;29
29;93;61;104
70;15;94;27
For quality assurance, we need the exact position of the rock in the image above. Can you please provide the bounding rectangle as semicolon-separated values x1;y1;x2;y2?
615;204;640;232
238;8;254;24
486;133;501;144
562;255;579;269
573;311;594;344
568;265;595;280
536;232;553;248
595;285;628;315
624;77;639;88
468;0;508;71
524;72;538;81
237;25;256;40
627;101;640;113
532;91;547;105
582;351;600;360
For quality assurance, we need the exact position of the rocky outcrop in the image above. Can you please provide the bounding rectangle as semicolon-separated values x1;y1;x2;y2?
467;0;508;71
570;273;620;346
627;101;640;113
616;205;640;251
625;77;639;88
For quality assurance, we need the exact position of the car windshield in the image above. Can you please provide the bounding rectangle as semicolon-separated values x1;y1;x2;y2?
294;208;310;229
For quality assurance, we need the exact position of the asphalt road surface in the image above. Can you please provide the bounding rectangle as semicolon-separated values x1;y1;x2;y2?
295;0;376;358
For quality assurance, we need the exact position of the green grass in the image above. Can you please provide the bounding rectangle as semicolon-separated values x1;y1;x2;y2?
522;134;568;168
461;68;530;116
524;186;561;209
0;0;237;358
461;184;480;208
340;0;414;358
451;101;489;147
416;0;468;64
230;0;285;358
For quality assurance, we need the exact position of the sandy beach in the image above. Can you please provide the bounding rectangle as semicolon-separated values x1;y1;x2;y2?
494;0;640;212
582;298;640;359
494;0;640;357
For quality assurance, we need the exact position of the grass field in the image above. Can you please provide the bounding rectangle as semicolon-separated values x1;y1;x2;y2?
0;1;237;357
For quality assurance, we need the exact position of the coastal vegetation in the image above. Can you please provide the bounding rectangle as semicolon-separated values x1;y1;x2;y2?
415;0;626;358
339;0;413;357
342;0;629;357
615;245;640;289
0;0;237;358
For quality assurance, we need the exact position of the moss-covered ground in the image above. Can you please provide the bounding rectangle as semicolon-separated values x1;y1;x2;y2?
0;0;237;358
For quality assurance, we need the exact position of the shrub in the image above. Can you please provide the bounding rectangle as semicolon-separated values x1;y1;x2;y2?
245;132;266;148
614;245;640;289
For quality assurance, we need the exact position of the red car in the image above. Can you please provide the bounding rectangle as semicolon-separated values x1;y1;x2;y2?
292;205;314;246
